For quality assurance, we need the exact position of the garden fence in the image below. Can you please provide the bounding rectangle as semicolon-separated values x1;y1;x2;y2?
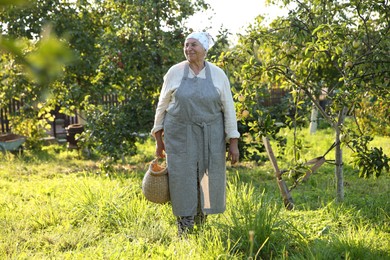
1;91;289;135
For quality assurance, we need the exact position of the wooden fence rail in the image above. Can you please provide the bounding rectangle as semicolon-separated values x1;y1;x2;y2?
1;98;24;133
0;99;78;137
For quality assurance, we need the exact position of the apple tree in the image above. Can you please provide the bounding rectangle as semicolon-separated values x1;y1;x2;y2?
220;0;389;201
0;0;211;158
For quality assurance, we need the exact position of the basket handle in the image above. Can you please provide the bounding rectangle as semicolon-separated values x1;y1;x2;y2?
149;157;168;176
154;154;168;162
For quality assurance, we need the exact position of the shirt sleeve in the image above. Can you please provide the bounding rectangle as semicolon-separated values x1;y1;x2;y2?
218;70;241;142
150;63;183;138
150;70;174;138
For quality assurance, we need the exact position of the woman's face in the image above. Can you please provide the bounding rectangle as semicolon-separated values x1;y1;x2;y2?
184;38;206;63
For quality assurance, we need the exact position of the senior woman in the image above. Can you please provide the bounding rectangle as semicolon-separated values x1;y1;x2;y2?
151;31;240;236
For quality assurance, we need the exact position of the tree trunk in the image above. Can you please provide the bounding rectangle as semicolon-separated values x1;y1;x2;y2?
262;136;294;210
309;103;318;134
334;106;348;202
334;127;344;202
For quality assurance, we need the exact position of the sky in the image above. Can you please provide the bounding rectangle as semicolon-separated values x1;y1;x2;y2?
186;0;288;42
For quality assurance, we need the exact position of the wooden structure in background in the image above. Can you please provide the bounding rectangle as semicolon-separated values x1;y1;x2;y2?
262;136;294;210
0;94;131;135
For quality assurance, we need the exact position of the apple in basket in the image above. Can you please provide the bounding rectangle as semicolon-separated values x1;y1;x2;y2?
152;162;165;172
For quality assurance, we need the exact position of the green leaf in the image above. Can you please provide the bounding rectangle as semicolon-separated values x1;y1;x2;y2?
0;0;29;6
0;37;25;58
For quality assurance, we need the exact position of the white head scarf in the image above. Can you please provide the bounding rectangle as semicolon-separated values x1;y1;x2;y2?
185;32;215;51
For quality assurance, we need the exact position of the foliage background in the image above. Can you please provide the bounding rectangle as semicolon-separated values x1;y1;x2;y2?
0;0;389;258
0;0;223;156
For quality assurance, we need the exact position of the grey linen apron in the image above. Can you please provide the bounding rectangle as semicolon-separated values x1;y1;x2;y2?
164;62;226;217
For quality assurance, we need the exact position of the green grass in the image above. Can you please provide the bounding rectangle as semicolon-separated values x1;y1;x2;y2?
0;130;389;259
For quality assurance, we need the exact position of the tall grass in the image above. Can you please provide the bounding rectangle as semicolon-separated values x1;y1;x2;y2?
0;129;389;259
218;174;283;259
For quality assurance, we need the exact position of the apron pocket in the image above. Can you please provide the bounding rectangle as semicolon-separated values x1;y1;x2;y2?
164;120;188;154
209;122;225;153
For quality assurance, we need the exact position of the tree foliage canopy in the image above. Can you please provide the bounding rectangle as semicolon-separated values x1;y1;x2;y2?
0;0;215;158
218;0;389;193
1;0;388;181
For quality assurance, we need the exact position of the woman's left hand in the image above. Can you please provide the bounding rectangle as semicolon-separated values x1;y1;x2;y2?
228;138;239;164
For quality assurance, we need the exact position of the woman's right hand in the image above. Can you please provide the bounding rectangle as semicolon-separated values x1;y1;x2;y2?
154;130;165;158
156;141;165;158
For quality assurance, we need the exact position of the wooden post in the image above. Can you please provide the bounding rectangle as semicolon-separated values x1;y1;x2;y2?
262;136;294;210
309;103;318;134
302;156;326;182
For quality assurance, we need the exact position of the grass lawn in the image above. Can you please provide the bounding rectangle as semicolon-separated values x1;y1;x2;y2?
0;128;389;259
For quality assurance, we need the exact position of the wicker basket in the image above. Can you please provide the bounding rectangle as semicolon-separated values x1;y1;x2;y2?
142;158;170;204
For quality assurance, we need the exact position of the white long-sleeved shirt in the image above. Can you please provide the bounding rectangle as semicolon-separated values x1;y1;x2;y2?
151;60;240;142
